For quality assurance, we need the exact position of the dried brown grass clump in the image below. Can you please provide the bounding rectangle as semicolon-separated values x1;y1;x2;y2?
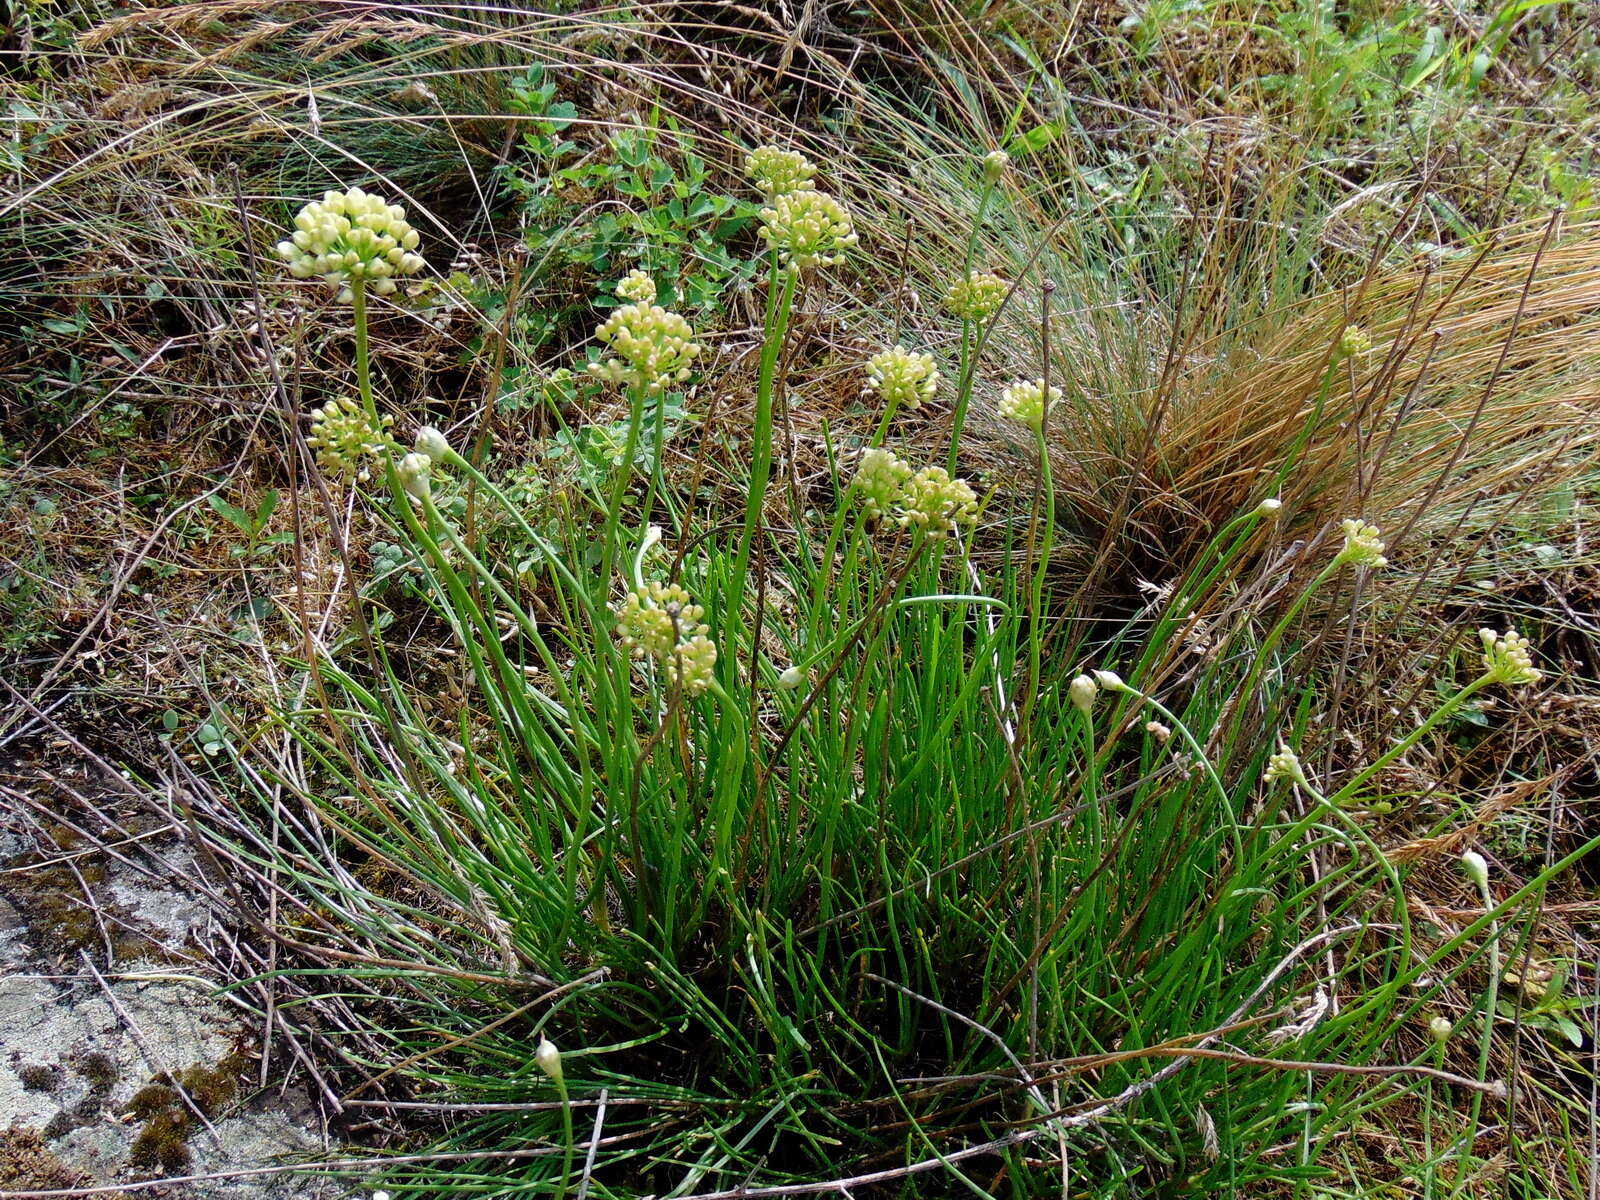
1040;215;1600;593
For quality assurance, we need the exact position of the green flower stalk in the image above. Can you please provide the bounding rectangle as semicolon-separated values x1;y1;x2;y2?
759;189;858;273
589;302;702;396
998;378;1061;431
306;395;394;481
943;271;1008;323
745;144;817;199
276;187;424;303
864;345;939;413
1479;628;1541;686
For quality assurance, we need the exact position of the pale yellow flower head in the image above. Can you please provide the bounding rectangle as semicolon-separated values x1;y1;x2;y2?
1264;746;1307;786
1479;628;1541;687
616;269;657;304
898;465;978;539
665;634;718;697
276;187;425;302
616;581;707;662
307;395;394;481
615;581;719;697
852;447;914;520
943;271;1008;322
759;189;858;273
998;378;1061;430
1337;324;1372;358
745;144;817;199
1336;518;1387;568
864;345;939;411
589;302;701;395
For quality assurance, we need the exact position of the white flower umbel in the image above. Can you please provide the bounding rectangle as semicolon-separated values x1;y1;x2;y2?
1479;628;1541;687
307;395;394;481
864;345;939;412
616;269;657;304
589;303;701;396
276;187;425;302
745;144;817;199
943;271;1008;322
982;149;1010;182
1336;518;1388;568
1069;674;1097;714
759;189;858;273
998;378;1061;430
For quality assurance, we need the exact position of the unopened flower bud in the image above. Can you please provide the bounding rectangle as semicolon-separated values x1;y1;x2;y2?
414;425;452;463
1256;497;1282;517
1460;850;1490;893
536;1036;563;1085
1069;674;1097;714
1092;668;1124;690
777;665;807;690
397;451;431;500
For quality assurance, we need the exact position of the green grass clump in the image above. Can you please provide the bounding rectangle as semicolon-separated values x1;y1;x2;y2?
179;154;1599;1198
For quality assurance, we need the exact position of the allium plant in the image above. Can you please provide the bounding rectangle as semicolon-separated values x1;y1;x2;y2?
744;144;817;199
276;187;424;302
864;345;939;414
225;158;1594;1200
758;189;858;273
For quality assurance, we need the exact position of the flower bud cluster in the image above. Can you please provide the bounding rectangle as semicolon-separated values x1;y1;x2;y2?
864;345;939;411
1264;746;1307;786
943;271;1008;322
745;144;817;199
307;396;394;481
998;378;1061;429
276;187;424;302
900;466;978;538
852;448;979;539
1336;518;1388;568
589;303;701;395
1336;324;1372;358
397;452;432;501
852;447;914;520
1479;628;1541;686
615;581;718;697
759;189;858;273
616;269;657;304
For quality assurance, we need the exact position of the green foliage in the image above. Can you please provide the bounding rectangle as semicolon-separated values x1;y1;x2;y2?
500;69;756;339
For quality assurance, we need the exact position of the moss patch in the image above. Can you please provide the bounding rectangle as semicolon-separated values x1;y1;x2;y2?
0;1125;130;1197
124;1051;251;1172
